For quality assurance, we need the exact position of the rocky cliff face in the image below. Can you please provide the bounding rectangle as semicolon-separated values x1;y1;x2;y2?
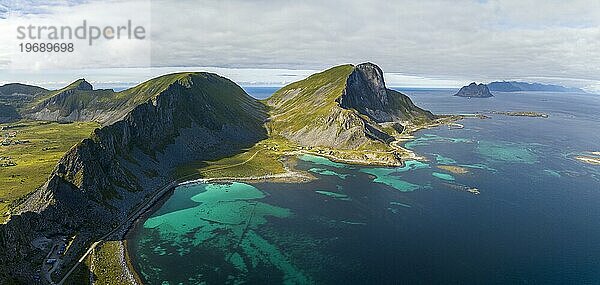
1;72;267;283
267;63;434;149
339;63;434;123
454;82;494;98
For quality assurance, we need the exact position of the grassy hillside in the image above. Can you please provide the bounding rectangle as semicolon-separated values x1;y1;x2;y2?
260;63;437;165
175;137;292;180
1;72;266;221
27;72;267;127
0;83;48;96
264;64;381;150
266;64;354;134
0;104;20;123
0;83;49;110
0;120;99;223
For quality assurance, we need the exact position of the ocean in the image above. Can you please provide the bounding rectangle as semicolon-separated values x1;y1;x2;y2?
242;86;281;100
128;89;600;284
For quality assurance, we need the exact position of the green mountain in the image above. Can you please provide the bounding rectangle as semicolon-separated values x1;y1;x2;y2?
0;83;48;101
266;62;434;149
0;104;20;123
0;64;434;283
24;73;268;126
0;83;49;122
1;72;268;283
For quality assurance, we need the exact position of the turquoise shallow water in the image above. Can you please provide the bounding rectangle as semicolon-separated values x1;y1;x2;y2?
130;90;600;284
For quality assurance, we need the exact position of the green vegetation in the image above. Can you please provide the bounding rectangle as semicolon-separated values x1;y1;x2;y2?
0;83;49;110
61;254;93;285
261;63;437;165
90;241;135;285
175;138;293;179
28;72;268;128
0;120;99;222
0;104;19;122
114;72;195;104
265;64;354;134
28;79;90;107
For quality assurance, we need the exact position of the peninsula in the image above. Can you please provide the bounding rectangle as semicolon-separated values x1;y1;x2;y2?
0;62;450;284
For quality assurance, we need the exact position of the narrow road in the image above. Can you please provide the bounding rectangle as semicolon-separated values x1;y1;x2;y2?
54;148;279;285
55;178;181;285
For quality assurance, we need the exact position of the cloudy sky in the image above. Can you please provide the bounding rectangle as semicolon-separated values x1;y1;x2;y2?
0;0;599;92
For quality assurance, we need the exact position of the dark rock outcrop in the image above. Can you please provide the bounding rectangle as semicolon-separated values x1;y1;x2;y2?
74;79;93;91
338;63;434;123
267;63;435;150
1;72;268;283
454;82;493;98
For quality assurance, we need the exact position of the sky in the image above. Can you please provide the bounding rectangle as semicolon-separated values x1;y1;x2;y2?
0;0;599;92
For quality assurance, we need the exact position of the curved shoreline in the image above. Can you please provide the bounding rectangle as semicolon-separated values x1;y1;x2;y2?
119;167;312;284
119;149;413;283
118;116;467;284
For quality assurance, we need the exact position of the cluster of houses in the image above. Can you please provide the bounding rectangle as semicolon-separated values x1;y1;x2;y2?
1;139;30;146
262;143;280;151
1;130;30;146
0;156;16;167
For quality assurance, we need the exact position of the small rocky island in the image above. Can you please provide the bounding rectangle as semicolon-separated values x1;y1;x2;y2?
454;82;493;98
492;111;549;118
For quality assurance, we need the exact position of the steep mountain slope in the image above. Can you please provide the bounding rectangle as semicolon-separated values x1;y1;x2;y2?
1;64;434;283
0;83;49;122
25;74;261;125
266;63;434;149
0;104;20;123
0;72;268;283
25;79;125;124
0;83;48;99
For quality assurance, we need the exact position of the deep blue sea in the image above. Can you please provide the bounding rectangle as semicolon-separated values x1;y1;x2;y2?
129;89;600;284
243;86;280;100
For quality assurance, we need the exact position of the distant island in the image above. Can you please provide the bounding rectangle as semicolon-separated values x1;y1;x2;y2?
454;82;493;98
487;81;584;93
452;81;585;98
492;111;549;118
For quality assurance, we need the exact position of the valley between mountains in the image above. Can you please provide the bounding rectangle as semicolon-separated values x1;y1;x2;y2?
0;63;457;284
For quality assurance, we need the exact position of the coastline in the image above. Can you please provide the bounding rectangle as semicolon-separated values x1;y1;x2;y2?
121;188;176;285
118;115;468;284
119;157;314;284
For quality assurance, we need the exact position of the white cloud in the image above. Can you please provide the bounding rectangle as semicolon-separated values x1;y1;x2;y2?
2;0;151;70
1;0;599;91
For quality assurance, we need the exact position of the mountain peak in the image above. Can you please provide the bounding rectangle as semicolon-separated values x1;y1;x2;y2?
454;82;493;98
74;79;93;91
339;62;433;123
350;62;388;104
267;62;434;149
61;79;93;91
